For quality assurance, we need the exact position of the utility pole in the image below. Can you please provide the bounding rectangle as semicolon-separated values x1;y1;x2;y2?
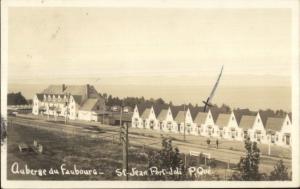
183;104;186;141
119;104;123;143
102;98;106;125
122;123;128;181
65;93;70;125
120;101;128;181
268;136;271;156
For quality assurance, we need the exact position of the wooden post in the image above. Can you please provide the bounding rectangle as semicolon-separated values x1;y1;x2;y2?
122;123;129;181
268;139;271;156
183;104;186;141
119;107;123;143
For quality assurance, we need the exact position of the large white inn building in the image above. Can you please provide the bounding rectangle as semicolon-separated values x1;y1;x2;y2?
32;84;105;121
132;104;292;147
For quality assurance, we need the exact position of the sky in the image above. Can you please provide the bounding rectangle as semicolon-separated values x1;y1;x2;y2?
7;7;292;111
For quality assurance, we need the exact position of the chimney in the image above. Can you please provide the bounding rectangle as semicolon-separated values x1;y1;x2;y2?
86;84;90;98
62;84;66;91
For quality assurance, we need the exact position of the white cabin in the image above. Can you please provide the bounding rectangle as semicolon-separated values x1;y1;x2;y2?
265;114;292;147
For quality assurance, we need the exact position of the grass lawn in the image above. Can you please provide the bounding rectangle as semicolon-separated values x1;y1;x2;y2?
6;123;241;180
7;124;149;180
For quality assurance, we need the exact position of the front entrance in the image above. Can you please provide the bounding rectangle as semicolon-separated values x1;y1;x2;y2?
255;130;262;142
167;122;172;131
231;128;236;139
285;134;290;145
149;120;154;129
207;125;213;136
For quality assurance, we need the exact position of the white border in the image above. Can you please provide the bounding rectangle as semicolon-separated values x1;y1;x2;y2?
1;0;299;188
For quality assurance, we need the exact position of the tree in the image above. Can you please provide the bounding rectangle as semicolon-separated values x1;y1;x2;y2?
1;116;7;144
147;137;185;180
7;92;28;105
155;98;165;105
237;138;261;180
269;160;290;180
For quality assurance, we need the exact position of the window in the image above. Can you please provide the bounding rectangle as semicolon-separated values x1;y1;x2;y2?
209;115;211;119
232;117;234;121
257;118;260;123
287;121;289;125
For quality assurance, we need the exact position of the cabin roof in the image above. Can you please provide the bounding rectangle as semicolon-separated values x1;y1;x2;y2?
194;112;208;125
239;115;256;130
265;117;285;132
157;109;168;121
174;111;186;123
141;108;151;119
215;113;231;128
79;99;99;111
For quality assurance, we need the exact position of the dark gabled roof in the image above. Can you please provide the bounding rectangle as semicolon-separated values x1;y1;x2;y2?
215;113;231;128
174;111;186;123
153;104;169;117
258;110;276;126
136;103;152;116
209;107;221;122
73;95;83;105
194;112;208;125
79;99;99;111
141;108;151;120
288;112;292;122
233;109;256;125
36;93;44;101
42;84;98;98
170;105;185;119
239;115;256;130
265;117;285;132
42;85;64;94
188;106;204;120
157;109;168;121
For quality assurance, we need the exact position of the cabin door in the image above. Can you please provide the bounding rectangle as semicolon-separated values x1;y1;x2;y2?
285;135;290;145
150;120;154;129
208;126;213;136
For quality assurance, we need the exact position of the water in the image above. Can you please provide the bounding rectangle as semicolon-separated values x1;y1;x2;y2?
8;83;291;112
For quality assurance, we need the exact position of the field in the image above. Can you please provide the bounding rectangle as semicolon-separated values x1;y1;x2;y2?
6;115;292;180
7;124;150;180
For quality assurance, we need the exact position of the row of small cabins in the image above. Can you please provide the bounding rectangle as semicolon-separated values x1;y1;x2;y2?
32;84;292;147
131;104;292;147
